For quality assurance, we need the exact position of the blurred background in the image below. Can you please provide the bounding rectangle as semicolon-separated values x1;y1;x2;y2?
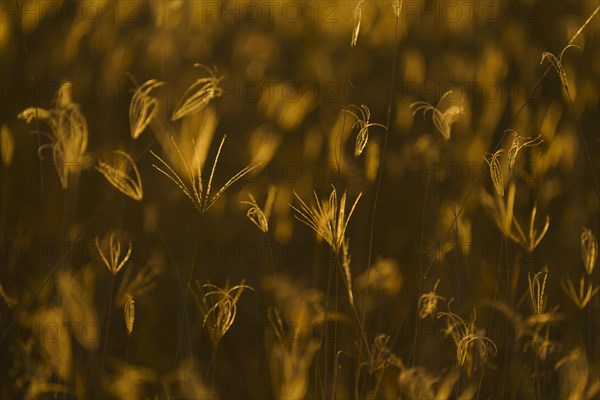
1;1;599;399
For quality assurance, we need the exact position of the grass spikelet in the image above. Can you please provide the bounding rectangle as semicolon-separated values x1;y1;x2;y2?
95;232;132;276
291;186;362;254
56;270;99;351
506;129;544;171
1;124;14;165
512;202;550;252
171;64;223;121
96;150;143;201
419;279;445;319
124;293;135;336
528;269;548;315
241;186;277;233
483;149;505;196
480;181;516;239
561;274;600;309
151;134;262;215
483;184;550;252
341;238;354;306
343;104;386;157
129;79;164;139
410;91;464;140
437;305;497;377
540;44;582;91
18;81;88;188
192;279;253;345
581;228;597;275
351;0;364;47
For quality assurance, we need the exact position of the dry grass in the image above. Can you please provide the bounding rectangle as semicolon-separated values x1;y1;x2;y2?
291;186;362;255
129;79;164;139
18;82;88;188
191;280;253;346
171;64;223;122
151;135;261;215
96;150;143;201
410;91;464;140
2;2;599;399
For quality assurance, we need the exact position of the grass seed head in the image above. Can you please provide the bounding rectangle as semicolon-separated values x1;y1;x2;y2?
343;104;387;157
437;306;497;377
129;79;164;139
95;232;132;276
124;293;135;336
410;91;464;140
506;129;543;171
152;134;262;215
512;202;550;253
192;279;253;345
291;186;362;254
419;279;445;319
171;64;223;121
581;228;597;275
241;186;277;233
351;0;364;47
483;149;505;197
561;274;600;309
96;150;143;201
18;81;89;189
540;44;582;91
528;269;548;315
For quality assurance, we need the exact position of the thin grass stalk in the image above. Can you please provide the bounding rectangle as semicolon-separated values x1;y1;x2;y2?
175;219;203;363
99;273;116;386
317;249;335;399
154;226;194;372
420;5;600;288
332;260;339;399
358;8;401;398
411;170;431;367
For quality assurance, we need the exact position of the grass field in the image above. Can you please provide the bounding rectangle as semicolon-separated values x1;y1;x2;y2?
0;1;599;399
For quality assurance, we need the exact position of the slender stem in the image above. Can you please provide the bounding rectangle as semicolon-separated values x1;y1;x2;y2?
99;274;115;384
411;169;431;367
332;269;339;399
264;231;280;311
204;340;220;384
358;13;401;397
323;250;336;397
175;219;202;362
362;11;400;328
